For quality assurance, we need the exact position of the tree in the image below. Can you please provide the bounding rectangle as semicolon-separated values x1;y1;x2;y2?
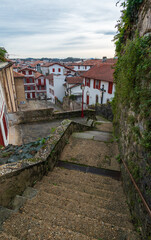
0;47;7;62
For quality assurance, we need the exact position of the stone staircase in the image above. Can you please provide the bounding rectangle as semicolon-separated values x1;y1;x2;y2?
1;167;140;240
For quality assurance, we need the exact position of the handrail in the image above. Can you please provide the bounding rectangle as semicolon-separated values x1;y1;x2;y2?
122;159;151;218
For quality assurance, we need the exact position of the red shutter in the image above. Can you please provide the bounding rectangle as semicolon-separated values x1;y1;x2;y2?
26;78;29;83
99;81;101;89
32;93;35;98
108;82;113;94
93;80;96;89
38;79;41;85
87;95;89;105
88;79;90;87
58;68;61;72
53;68;55;72
44;79;46;85
85;78;86;86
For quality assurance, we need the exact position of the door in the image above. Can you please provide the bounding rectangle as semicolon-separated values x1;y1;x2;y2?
86;95;89;105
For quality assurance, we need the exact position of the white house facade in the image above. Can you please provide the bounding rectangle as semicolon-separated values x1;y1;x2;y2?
46;74;66;103
82;63;115;105
41;63;75;76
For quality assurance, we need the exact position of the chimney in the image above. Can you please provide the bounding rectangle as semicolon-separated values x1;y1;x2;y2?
102;56;107;62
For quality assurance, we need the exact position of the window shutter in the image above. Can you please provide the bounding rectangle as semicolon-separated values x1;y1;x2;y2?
108;82;113;94
99;81;101;89
93;79;96;89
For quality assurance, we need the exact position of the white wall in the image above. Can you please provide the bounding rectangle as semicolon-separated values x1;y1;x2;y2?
83;78;115;105
49;64;64;75
41;67;49;75
73;65;91;71
54;75;66;102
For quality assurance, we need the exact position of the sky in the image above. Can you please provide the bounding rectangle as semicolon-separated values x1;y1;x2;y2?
0;0;121;59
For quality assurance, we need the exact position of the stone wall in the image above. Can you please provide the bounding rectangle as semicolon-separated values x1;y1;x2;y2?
135;0;151;36
8;109;96;125
63;96;86;111
89;103;113;121
0;120;92;208
113;1;151;238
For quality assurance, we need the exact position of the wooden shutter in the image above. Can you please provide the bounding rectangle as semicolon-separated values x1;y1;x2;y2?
108;82;113;94
93;79;96;89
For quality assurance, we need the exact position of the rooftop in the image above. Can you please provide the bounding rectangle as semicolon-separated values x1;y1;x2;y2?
82;63;115;82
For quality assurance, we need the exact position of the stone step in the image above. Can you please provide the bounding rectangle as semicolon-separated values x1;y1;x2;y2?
36;183;130;215
2;213;97;240
40;174;125;200
20;201;139;240
47;167;121;187
0;232;19;240
31;190;134;230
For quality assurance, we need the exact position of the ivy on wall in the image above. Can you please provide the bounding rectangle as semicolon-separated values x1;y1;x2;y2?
114;0;144;54
112;0;151;153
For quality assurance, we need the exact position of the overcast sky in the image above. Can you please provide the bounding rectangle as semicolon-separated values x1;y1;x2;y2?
0;0;121;59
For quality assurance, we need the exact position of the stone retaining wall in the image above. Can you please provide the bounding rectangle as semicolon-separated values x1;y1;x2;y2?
8;109;96;125
0;120;92;208
89;104;113;121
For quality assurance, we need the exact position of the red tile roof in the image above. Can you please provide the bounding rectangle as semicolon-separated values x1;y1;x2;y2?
41;62;76;72
35;72;44;79
46;74;54;80
19;67;37;73
13;71;25;78
66;76;83;84
82;63;115;82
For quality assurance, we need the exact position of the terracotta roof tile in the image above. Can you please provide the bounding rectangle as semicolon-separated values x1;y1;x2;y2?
35;72;44;79
13;71;25;78
66;76;83;84
46;74;54;80
82;63;115;82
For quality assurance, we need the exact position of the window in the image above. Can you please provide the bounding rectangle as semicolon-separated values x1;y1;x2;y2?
52;68;55;72
95;80;100;89
24;78;26;83
85;66;87;70
24;86;28;91
29;78;33;83
85;78;90;87
108;82;113;94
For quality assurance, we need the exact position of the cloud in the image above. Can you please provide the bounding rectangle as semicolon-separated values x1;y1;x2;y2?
0;0;121;58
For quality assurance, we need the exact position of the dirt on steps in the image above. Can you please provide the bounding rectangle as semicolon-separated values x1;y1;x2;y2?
60;135;120;171
2;167;140;240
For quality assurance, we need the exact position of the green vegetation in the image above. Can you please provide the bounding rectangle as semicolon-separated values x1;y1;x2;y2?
112;34;151;150
127;159;141;183
114;0;144;54
0;47;7;62
116;154;122;164
69;95;76;100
